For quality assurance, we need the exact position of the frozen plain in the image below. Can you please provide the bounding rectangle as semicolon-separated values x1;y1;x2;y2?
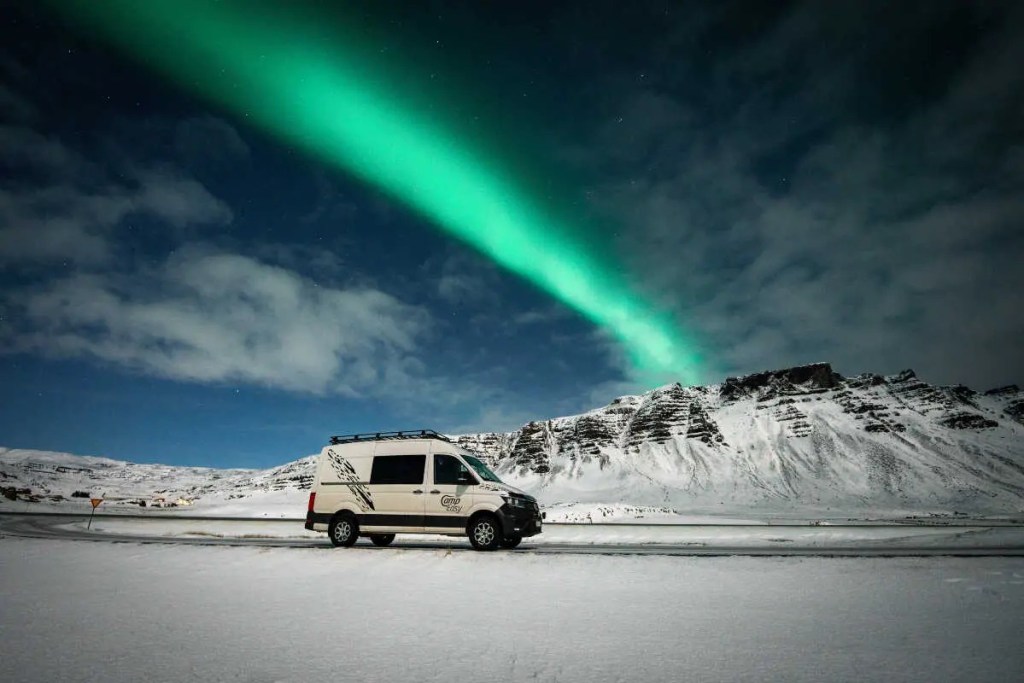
2;536;1024;683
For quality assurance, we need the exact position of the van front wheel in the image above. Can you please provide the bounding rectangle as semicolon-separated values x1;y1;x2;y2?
328;513;358;547
500;535;522;549
468;514;501;551
369;534;395;547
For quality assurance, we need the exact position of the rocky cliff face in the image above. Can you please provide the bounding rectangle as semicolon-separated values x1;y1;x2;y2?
454;363;1024;513
984;384;1024;427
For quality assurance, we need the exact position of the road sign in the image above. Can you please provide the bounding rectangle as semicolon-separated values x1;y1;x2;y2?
88;497;103;529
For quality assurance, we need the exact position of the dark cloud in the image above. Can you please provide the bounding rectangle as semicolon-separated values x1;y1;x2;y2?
0;126;233;267
573;1;1024;389
0;84;35;123
298;170;362;226
174;115;250;166
0;125;94;179
429;248;502;307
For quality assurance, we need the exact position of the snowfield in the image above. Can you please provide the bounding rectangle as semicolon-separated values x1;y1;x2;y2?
2;537;1023;682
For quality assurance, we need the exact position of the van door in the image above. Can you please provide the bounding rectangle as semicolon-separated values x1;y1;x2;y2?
364;454;427;531
424;453;474;532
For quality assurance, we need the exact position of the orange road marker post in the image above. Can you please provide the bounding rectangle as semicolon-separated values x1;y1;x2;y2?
87;497;103;530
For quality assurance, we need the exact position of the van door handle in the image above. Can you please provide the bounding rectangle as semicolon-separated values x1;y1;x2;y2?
429;490;441;494
412;489;423;494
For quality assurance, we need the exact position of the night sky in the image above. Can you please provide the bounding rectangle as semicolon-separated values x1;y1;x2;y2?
2;1;1022;467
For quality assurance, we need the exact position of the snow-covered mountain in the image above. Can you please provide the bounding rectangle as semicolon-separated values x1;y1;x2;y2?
3;363;1023;519
454;363;1024;516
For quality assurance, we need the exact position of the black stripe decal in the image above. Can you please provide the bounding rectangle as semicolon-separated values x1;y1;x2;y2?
308;513;425;527
423;516;468;528
308;513;470;528
359;514;424;527
361;515;467;528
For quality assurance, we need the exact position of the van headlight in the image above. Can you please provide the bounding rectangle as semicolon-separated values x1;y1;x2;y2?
506;497;528;508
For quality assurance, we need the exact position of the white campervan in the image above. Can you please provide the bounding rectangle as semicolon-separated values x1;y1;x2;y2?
304;430;543;550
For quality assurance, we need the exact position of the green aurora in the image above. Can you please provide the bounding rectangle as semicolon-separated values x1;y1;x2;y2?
53;0;703;384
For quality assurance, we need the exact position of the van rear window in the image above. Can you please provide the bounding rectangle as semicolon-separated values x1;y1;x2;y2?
370;455;426;485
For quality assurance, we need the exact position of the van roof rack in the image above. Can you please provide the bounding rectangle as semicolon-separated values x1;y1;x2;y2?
329;429;452;445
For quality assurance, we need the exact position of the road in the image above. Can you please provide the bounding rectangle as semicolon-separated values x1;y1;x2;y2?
4;512;1024;556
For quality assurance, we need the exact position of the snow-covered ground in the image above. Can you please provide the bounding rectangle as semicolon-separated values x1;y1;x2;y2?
2;537;1023;682
540;503;764;524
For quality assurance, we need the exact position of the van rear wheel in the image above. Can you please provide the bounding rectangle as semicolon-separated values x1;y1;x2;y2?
369;534;395;547
468;514;501;551
328;513;358;547
500;535;522;549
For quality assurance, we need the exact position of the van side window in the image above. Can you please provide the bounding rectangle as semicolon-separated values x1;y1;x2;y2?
434;454;469;485
370;455;426;485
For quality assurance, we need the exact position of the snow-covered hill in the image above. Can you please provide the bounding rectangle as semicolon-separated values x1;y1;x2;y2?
3;363;1023;519
456;364;1024;517
0;447;315;518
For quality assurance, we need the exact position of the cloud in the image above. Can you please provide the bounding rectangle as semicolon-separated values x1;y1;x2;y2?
174;115;250;165
511;305;571;326
0;82;428;398
0;125;92;178
298;170;361;226
132;168;233;228
426;248;502;307
0;60;35;122
575;1;1024;389
0;107;502;414
4;247;431;395
436;272;486;305
0;66;582;434
249;242;345;277
0;127;232;266
444;405;549;436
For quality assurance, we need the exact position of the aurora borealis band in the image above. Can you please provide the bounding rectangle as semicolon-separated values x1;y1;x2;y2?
53;0;702;382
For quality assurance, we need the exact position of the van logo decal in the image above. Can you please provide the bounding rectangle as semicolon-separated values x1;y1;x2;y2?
327;448;374;512
440;495;462;512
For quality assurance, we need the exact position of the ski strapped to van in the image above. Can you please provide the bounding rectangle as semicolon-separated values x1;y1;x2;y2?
305;429;543;551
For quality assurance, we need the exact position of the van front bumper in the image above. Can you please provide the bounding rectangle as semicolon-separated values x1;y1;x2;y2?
496;503;543;538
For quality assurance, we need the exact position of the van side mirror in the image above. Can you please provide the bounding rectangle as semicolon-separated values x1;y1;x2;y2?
457;473;473;485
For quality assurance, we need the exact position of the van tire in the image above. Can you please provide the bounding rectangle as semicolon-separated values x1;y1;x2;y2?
369;534;395;547
500;535;522;549
468;514;501;551
328;513;359;547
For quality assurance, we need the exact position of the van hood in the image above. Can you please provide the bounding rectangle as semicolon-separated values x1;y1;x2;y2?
479;480;532;500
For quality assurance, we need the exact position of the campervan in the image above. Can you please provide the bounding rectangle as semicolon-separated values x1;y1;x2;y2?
305;430;543;550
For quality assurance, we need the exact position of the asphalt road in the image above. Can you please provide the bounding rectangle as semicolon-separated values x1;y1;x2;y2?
4;513;1024;557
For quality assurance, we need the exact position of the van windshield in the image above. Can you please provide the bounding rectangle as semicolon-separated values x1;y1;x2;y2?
463;454;502;483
